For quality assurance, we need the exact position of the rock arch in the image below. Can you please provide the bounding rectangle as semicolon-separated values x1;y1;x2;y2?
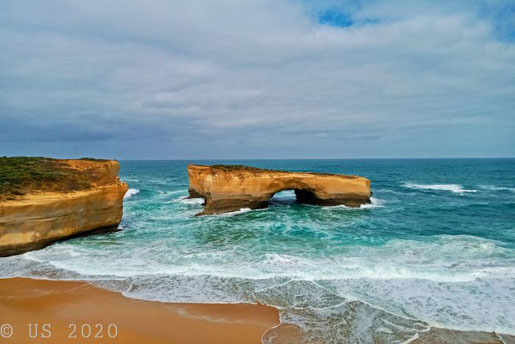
187;165;371;216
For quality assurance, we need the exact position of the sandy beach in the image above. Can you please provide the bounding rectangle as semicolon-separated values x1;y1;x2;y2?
1;277;514;344
0;277;280;344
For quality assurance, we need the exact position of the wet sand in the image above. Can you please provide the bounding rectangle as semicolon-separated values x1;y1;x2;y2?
1;277;513;344
0;277;279;344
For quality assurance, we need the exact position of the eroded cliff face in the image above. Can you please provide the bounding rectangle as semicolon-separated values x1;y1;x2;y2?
0;159;128;256
188;165;371;215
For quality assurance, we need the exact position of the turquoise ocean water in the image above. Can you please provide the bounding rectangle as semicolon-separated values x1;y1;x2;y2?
2;159;515;343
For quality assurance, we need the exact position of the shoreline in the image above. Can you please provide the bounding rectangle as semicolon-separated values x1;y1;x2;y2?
0;277;513;344
0;277;280;344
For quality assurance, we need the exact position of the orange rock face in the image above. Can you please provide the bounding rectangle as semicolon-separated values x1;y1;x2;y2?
188;165;371;215
0;160;128;256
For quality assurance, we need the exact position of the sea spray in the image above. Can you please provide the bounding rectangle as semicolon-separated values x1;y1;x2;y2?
124;188;140;199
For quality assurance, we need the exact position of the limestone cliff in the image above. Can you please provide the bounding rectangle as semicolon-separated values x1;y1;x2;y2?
0;158;128;256
188;165;371;215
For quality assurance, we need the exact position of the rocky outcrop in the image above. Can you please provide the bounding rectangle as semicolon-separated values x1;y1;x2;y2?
0;159;128;256
188;165;371;215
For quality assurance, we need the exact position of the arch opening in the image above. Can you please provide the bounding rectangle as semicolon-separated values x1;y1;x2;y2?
269;189;296;205
268;188;319;206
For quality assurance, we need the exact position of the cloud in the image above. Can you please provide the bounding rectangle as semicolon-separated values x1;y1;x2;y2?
0;0;514;158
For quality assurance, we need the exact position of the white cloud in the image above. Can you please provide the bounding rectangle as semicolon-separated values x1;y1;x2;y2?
0;0;514;158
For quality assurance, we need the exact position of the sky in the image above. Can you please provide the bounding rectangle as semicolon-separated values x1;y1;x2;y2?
1;0;514;159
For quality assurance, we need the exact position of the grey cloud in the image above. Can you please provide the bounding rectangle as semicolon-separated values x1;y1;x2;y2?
0;0;514;158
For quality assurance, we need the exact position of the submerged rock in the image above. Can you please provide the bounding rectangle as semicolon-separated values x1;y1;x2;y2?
187;165;371;215
0;158;128;256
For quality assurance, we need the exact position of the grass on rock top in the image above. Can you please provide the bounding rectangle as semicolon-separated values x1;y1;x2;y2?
208;164;345;177
0;157;91;200
210;165;268;171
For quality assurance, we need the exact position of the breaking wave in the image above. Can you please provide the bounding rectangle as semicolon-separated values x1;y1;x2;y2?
323;197;384;210
403;183;477;194
479;185;515;193
176;195;204;205
124;188;140;199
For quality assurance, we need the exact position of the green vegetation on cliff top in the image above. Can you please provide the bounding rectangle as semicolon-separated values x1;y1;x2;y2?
0;157;94;199
211;164;267;171
209;164;339;176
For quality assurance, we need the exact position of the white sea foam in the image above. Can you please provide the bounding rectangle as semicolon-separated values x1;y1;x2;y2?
403;183;477;194
27;234;512;284
479;185;515;193
177;195;204;205
323;197;384;210
9;233;515;338
360;197;384;209
218;208;252;216
124;188;140;199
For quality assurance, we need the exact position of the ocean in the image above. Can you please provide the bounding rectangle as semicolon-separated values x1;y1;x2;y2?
2;159;514;343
